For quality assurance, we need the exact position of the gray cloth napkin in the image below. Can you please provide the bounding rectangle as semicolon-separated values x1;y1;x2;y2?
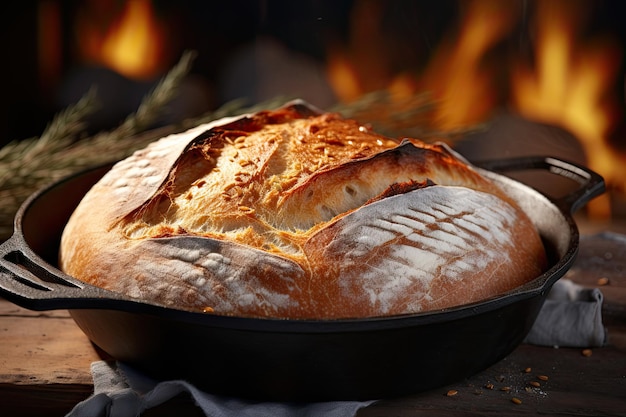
524;278;606;347
66;361;375;417
66;279;604;417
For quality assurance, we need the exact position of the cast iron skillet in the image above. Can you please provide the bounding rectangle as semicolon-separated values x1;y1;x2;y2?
0;156;604;401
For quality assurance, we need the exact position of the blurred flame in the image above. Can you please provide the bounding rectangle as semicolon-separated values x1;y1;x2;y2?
327;0;517;128
511;0;623;218
78;0;168;80
420;0;517;129
326;0;392;102
326;0;623;219
326;49;362;102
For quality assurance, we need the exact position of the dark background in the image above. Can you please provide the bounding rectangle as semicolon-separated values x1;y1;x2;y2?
3;0;625;147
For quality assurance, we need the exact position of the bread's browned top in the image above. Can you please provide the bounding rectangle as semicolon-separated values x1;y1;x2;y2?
120;105;505;259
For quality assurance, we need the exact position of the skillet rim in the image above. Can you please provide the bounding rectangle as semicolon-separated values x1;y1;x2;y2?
0;157;587;333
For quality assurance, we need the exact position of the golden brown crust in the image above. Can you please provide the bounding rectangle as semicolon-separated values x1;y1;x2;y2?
59;101;547;319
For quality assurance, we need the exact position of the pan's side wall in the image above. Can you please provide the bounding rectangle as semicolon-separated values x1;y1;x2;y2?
20;165;114;266
70;294;546;402
479;168;573;260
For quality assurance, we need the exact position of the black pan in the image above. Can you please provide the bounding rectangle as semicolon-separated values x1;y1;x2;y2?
0;156;604;401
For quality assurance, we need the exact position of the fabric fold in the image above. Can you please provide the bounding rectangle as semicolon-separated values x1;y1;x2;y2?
524;279;606;347
66;361;375;417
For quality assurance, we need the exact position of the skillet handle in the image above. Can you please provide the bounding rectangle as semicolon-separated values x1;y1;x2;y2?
475;156;606;214
0;233;122;311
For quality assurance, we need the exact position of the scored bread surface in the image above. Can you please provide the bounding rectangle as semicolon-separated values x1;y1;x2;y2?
59;101;547;319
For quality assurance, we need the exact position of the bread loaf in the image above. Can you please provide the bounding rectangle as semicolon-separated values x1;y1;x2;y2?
59;100;547;319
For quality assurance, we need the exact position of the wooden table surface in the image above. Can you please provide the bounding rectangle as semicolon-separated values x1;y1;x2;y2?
1;227;625;417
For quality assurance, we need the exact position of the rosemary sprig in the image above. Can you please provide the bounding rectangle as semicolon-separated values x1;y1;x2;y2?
332;90;484;141
0;51;197;240
116;50;197;137
0;88;98;180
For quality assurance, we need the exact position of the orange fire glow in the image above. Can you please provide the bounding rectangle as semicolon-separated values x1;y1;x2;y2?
419;0;518;129
326;0;395;102
77;0;168;80
327;0;519;128
327;0;623;219
511;0;623;218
